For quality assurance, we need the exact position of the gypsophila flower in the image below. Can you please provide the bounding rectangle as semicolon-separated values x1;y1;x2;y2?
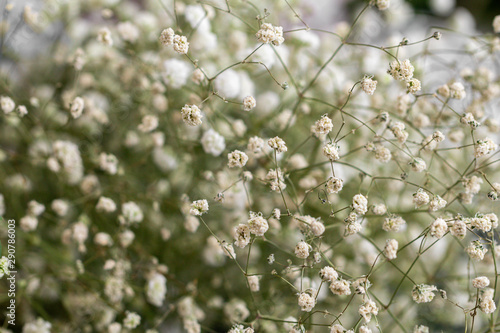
0;256;10;278
384;239;398;260
413;326;429;333
28;200;45;216
352;194;368;215
201;129;226;156
325;177;343;194
462;175;482;194
466;241;488;261
266;168;286;191
374;145;391;163
319;266;339;282
412;284;438;303
330;279;351;295
359;299;378;322
429;195;446;211
390;122;409;144
375;0;390;10
94;232;113;246
295;241;311;259
146;272;167;307
406;78;421;94
97;27;113;46
22;318;51;333
173;34;189;54
99;152;118;175
410;158;426;172
181;104;203;126
361;76;377;95
227;150;249;168
311;115;334;136
190;199;209;216
247;275;260;292
159;27;175;45
96;197;116;213
479;288;496;314
449;82;466;99
16;105;28;117
430;217;448;238
323;142;340;161
345;221;362;236
413;188;430;208
268;136;287;153
360;325;372;333
450;219;467;239
297;292;316;312
20;215;38;232
117;21;140;43
247;136;265;154
330;324;346;333
0;96;15;114
310;219;325;236
383;215;406;232
256;23;284;46
248;212;269;236
70;96;84;119
372;203;387;215
474;138;497;158
123;311;141;329
470;215;492;232
388;59;415;82
138;115;159;133
473;276;490;289
243;96;256;111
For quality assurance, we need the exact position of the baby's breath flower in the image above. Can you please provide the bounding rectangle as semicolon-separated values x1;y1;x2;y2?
70;97;84;119
123;311;141;329
227;150;249;168
190;199;209;216
0;96;15;114
359;299;378;322
295;241;311;259
384;239;398;260
138;115;159;133
311;114;334;136
430;217;448;238
0;256;10;278
388;59;415;82
389;122;409;144
248;212;269;236
117;21;140;43
437;84;450;98
383;215;406;232
96;196;116;213
449;82;466;100
256;23;284;46
466;241;488;261
474;138;497;158
99;152;118;175
374;145;391;163
410;158;426;172
473;276;490;289
16;105;28;117
247;136;265;154
429;195;446;212
412;284;438;303
325;177;344;194
372;203;387;215
361;76;377;95
242;96;256;111
181;104;203;126
97;27;113;46
297;292;316;312
173;34;189;54
413;188;430;208
266;168;286;191
159;27;175;45
352;194;368;215
268;136;287;153
323;142;340;161
201;129;226;156
319;266;339;282
330;279;351;295
146;272;167;307
406;78;421;94
375;0;390;10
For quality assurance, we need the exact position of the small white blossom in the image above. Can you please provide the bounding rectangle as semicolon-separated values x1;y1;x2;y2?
256;23;284;46
227;150;249;168
181;104;203;126
243;96;256;111
190;199;209;216
361;76;377;95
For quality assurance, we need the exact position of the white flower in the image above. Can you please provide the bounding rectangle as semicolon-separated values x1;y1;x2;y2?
117;21;140;43
248;212;269;236
410;158;426;172
227;150;249;168
28;200;45;216
353;194;368;215
22;318;51;333
162;59;191;89
138;115;159;132
120;201;143;224
473;276;490;289
383;215;406;232
266;168;286;192
449;82;466;99
330;279;351;295
297;292;316;312
388;59;415;82
247;136;265;154
99;152;119;175
52;140;84;184
256;23;285;46
323;142;340;161
430;217;448;238
247;275;260;292
319;266;338;282
201;129;226;156
16;105;28;117
20;215;38;232
214;69;241;99
466;241;488;261
1;96;15;114
359;299;378;322
406;78;421;94
123;311;141;329
413;188;430;208
234;224;251;248
181;104;203;126
361;76;377;95
243;96;256;111
190;199;209;216
325;177;343;194
70;97;85;119
173;34;189;54
474;138;497;158
96;196;116;213
429;195;446;211
384;239;398;260
390;122;409;144
375;0;390;10
494;15;500;33
146;273;167;307
0;256;10;278
372;203;387;215
412;284;438;303
51;199;69;216
268;136;287;153
97;27;113;46
295;241;311;259
311;115;334;136
159;27;175;45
